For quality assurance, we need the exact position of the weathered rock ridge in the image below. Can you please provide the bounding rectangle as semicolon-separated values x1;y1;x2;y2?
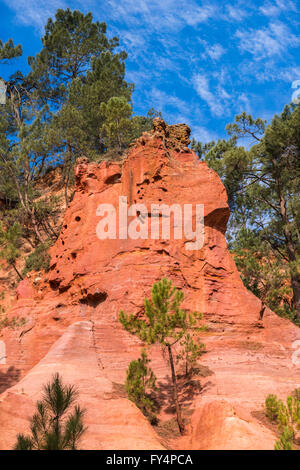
0;121;299;450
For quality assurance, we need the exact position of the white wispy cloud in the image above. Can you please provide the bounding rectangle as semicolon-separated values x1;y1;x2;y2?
148;88;189;117
237;92;252;114
192;125;217;142
180;4;216;27
236;21;300;59
122;31;147;59
105;0;215;32
192;74;229;117
240;62;300;84
199;41;226;61
225;4;249;21
3;0;68;31
259;0;297;17
5;0;216;33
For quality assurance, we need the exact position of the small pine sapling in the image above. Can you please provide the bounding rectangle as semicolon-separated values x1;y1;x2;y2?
274;426;294;451
126;349;157;423
14;373;87;450
265;390;300;450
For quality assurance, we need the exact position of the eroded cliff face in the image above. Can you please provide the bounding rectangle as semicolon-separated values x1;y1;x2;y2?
0;121;299;450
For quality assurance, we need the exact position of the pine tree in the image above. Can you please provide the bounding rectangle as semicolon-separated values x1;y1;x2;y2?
100;96;132;151
14;373;86;450
275;426;294;450
0;222;23;280
119;278;203;434
28;8;133;204
126;349;157;423
0;61;59;244
176;332;205;377
194;106;300;322
0;39;22;63
29;9;118;95
265;390;300;450
79;51;133;153
233;228;294;321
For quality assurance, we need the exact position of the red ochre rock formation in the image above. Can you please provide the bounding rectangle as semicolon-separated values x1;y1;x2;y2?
0;121;299;450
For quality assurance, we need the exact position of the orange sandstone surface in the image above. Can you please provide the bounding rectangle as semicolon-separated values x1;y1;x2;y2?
0;121;299;450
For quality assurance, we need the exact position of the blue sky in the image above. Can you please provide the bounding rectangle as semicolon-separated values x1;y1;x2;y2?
1;0;300;143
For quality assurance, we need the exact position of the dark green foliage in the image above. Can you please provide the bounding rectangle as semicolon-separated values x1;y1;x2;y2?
0;222;21;266
265;391;300;450
176;332;206;376
233;228;296;322
119;278;202;346
100;96;132;151
274;426;294;450
0;222;23;279
22;242;52;276
265;394;281;422
128;108;162;142
126;349;157;423
120;278;204;434
28;8;119;105
193;105;300;322
0;39;22;62
27;8;136;205
0;50;60;245
191;138;215;161
14;373;86;450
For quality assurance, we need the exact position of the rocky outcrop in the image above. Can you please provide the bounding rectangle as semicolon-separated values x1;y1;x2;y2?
0;121;299;449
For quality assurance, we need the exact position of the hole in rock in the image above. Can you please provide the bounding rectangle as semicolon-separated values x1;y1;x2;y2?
156;249;170;256
153;174;162;182
105;173;121;185
137;178;150;186
49;279;61;290
79;291;108;308
75;216;81;222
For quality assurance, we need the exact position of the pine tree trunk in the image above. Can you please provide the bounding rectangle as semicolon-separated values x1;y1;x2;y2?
259;301;266;320
30;209;44;244
167;343;184;434
291;276;300;318
278;191;300;319
11;262;23;281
